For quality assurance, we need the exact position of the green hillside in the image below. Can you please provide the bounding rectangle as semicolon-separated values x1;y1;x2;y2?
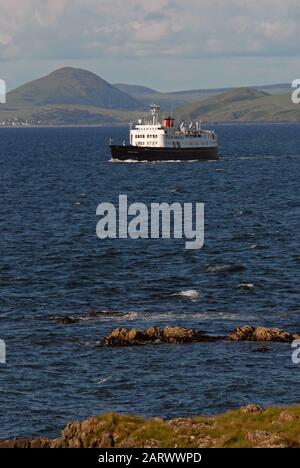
114;82;292;111
0;69;297;126
6;67;142;111
174;87;300;123
0;104;139;126
114;83;187;110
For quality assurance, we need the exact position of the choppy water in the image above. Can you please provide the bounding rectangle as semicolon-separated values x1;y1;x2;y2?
1;124;300;439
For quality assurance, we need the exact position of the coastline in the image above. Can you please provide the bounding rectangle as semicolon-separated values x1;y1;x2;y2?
1;404;300;448
0;121;300;129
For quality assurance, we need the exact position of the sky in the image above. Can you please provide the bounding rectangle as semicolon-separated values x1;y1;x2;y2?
0;0;299;91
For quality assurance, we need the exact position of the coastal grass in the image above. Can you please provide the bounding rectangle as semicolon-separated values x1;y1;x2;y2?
1;404;300;448
174;89;300;123
73;405;300;448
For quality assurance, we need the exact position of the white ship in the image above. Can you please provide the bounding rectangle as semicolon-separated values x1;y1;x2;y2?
110;104;218;162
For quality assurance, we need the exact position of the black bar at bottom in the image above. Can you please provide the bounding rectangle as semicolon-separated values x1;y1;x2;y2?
2;447;293;466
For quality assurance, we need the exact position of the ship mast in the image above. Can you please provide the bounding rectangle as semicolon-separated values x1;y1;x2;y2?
149;104;160;125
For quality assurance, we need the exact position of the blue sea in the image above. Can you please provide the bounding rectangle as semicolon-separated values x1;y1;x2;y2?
1;124;300;439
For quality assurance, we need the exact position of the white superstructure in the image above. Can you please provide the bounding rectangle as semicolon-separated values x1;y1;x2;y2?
130;104;218;149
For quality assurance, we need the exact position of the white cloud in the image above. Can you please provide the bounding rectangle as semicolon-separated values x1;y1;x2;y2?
0;0;299;61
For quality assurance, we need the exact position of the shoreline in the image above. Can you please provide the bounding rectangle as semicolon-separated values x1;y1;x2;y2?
1;404;300;448
2;325;299;447
0;121;300;129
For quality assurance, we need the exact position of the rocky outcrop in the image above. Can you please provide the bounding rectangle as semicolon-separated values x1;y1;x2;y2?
240;404;263;414
0;438;51;448
1;404;300;448
99;325;300;347
278;411;299;423
99;326;222;347
59;419;115;448
228;326;300;342
246;431;289;448
48;313;300;347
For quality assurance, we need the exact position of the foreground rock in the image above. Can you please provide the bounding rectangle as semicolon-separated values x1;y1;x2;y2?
99;326;222;347
228;326;300;343
99;325;300;347
1;404;300;448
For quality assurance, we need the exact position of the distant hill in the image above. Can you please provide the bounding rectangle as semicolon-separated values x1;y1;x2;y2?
0;69;297;126
114;83;159;97
114;82;292;110
7;67;142;111
114;83;188;111
174;87;300;123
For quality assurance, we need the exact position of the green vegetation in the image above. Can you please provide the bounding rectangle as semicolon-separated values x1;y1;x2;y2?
6;67;141;111
0;104;140;126
0;68;298;125
114;82;292;111
174;87;300;123
2;404;300;448
73;405;300;448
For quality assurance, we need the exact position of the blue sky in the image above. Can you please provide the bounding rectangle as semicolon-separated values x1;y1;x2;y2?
0;0;299;91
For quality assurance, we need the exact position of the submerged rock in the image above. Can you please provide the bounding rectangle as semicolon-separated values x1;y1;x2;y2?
252;346;272;353
49;316;81;325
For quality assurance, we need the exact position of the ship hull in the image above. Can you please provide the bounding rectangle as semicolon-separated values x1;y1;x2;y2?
110;145;219;162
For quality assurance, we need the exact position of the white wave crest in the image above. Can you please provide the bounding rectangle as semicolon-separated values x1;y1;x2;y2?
171;290;199;300
237;283;255;290
109;158;202;164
